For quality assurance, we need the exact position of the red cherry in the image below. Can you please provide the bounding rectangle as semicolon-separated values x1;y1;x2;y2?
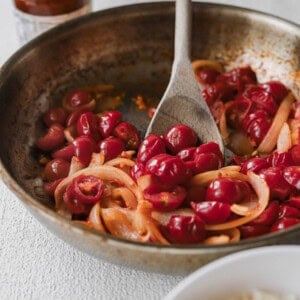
165;215;206;244
98;111;122;138
195;68;220;84
177;147;196;161
202;81;235;105
191;201;231;224
164;124;198;154
146;154;189;185
66;108;91;127
267;151;294;168
239;224;270;239
43;107;67;127
283;166;300;190
217;67;257;92
259;167;291;200
98;137;125;161
242;109;269;132
270;217;300;232
73;136;98;166
205;177;251;204
144;185;187;211
186;152;222;175
250;201;279;226
131;163;148;181
279;205;300;219
36;123;65;151
77;112;100;141
243;85;278;116
290;145;300;164
194;142;223;158
63;90;93;111
43;179;63;197
137;134;166;164
240;157;270;174
43;158;70;182
261;81;288;104
113;121;141;150
67;175;104;205
226;96;254;128
52;144;75;161
286;195;300;209
247;116;271;144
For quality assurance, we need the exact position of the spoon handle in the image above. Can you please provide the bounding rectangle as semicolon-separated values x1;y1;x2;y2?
174;0;192;63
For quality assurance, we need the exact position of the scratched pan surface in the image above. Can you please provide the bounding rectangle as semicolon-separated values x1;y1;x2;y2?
0;2;300;274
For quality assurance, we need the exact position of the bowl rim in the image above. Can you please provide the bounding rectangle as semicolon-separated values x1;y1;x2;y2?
1;1;300;253
164;245;300;299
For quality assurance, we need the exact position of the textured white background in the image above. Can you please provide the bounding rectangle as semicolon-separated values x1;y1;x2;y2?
0;1;299;299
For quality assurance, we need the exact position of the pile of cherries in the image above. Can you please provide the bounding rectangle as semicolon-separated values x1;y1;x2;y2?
196;66;289;152
36;72;300;244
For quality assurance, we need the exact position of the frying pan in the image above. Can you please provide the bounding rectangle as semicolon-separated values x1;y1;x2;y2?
0;2;300;274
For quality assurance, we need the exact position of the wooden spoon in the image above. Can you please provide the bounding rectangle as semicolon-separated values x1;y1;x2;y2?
146;0;224;154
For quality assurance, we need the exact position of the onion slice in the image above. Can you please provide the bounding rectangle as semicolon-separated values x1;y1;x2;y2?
111;187;137;209
88;202;106;232
105;157;135;167
189;166;243;187
257;92;295;154
205;171;270;230
204;228;240;245
192;59;224;73
277;122;292;153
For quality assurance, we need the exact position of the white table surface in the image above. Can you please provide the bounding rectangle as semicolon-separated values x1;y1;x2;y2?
0;1;299;299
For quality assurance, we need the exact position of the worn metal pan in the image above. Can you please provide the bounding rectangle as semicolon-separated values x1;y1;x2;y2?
0;2;300;274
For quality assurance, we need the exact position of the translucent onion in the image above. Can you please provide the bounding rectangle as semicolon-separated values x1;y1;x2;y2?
111;187;138;209
88;202;106;232
104;157;135;167
204;228;240;245
68;156;85;176
277;122;292;153
258;92;295;154
189;166;243;187
192;59;224;73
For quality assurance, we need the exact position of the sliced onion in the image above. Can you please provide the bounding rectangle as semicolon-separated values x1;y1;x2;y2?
120;150;136;159
88;202;106;232
101;205;169;244
219;101;233;143
206;171;270;230
277;122;292;153
192;59;224;73
111;187;137;209
105;157;135;167
231;201;258;216
189;167;244;187
88;152;105;168
64;125;77;143
258;92;295;154
204;228;240;245
68;156;85;176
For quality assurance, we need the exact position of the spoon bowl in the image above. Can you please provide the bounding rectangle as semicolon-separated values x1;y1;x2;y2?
146;0;223;153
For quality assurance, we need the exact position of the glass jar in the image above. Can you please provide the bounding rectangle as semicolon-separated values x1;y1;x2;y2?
13;0;92;45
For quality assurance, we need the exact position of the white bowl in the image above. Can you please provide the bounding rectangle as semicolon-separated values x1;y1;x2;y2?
165;246;300;299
